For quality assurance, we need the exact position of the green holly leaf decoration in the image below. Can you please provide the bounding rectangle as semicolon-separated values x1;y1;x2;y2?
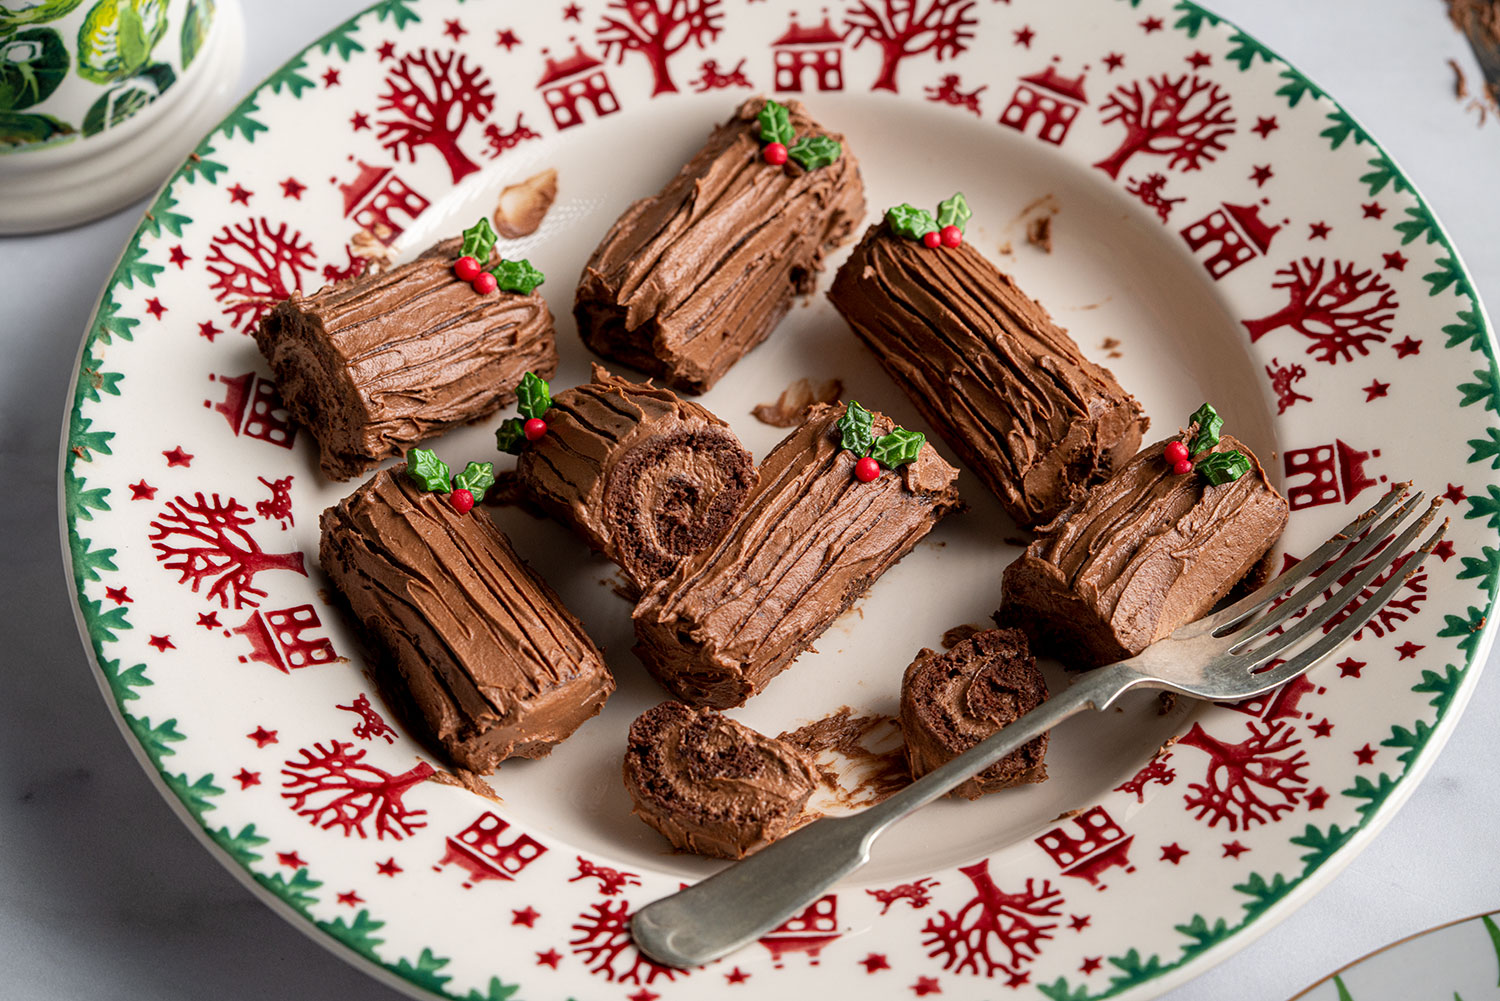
459;216;497;261
496;418;527;456
789;134;841;170
757;99;795;146
871;428;926;468
836;400;875;456
1198;450;1251;485
886;203;938;241
490;258;545;295
452;461;496;501
1188;403;1224;455
406;448;450;492
515;371;550;420
935;192;972;233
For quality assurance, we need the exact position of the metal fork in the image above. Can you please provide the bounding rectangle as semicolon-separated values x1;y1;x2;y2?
630;484;1445;969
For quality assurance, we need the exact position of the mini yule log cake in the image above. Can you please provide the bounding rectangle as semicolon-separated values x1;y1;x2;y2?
319;452;614;773
256;218;556;480
827;194;1147;529
574;97;865;394
623;701;820;859
900;628;1049;800
633;401;963;708
501;365;756;595
999;405;1290;667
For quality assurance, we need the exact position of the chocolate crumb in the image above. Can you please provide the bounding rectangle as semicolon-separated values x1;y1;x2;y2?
1052;807;1084;821
1025;214;1053;253
752;377;845;427
780;707;910;808
940;624;985;649
998;240;1013;256
1157;691;1178;715
1451;56;1472;98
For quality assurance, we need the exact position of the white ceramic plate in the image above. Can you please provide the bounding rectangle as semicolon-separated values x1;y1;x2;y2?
1290;909;1500;1000
60;1;1500;998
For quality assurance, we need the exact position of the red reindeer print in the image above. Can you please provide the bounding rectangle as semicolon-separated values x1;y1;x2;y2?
690;57;752;91
868;877;939;914
255;475;294;529
150;492;307;608
483;112;541;158
205;218;317;332
1094;73;1235;179
1179;720;1308;831
596;0;724;96
1124;173;1184;222
321;245;368;284
281;740;435;839
571;899;688;984
377;48;495;183
925;73;985;115
844;0;977;93
337;693;397;743
1266;357;1312;414
1114;752;1177;802
1242;258;1398;364
921;860;1062;982
570;856;643;896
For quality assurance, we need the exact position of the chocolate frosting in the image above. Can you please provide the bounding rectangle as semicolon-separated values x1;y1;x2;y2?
999;434;1290;666
319;468;614;773
623;701;819;859
827;222;1147;528
516;364;756;594
258;238;559;480
900;628;1049;800
633;403;963;708
575;97;866;393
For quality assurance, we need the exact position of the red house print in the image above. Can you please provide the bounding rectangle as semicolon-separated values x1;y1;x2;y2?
758;894;840;966
1034;806;1136;891
998;59;1088;145
335;159;430;245
1180;201;1282;280
1283;439;1383;511
204;372;296;449
228;604;337;673
772;9;845;92
538;41;620;132
434;812;547;889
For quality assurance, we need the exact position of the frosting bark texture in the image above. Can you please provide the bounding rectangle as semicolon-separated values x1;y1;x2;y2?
900;628;1049;800
999;435;1290;666
827;222;1147;528
633;403;963;708
516;364;756;595
623;701;820;859
257;238;558;480
575;97;865;394
319;468;613;773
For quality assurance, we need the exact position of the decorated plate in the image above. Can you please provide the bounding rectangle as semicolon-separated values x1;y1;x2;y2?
60;0;1499;999
1290;909;1500;1001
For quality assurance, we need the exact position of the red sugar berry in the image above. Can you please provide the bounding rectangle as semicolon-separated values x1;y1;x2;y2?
454;256;482;282
1164;440;1190;465
940;225;963;247
524;417;547;442
1172;458;1194;476
472;271;498;295
922;230;942;249
855;456;881;482
763;142;788;165
450;488;475;514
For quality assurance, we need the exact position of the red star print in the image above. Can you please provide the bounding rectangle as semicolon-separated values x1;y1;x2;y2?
1103;52;1124;72
1140;16;1163;32
626;990;658;1001
1395;641;1424;660
536;949;562;968
1309;718;1334;738
322;67;341;87
227;182;252;205
1354;744;1378;765
1338;657;1365;678
376;857;403;876
376;40;396;60
1250;164;1273;186
1383;251;1408;271
443;18;467;40
1432;539;1456;562
1186;51;1212;68
496;29;520;50
1222;841;1249;858
1362;201;1386;219
1080;957;1103;975
338;890;364;907
167;245;190;268
197;320;221;341
1444;482;1466;503
233;768;260;789
247;726;278;747
511;906;539;927
725;967;751;984
148;635;175;652
197;612;220;629
1306;786;1330;809
1006;970;1032;988
1309;221;1332;239
1252;115;1279;138
1160;843;1189;864
1069;914;1091;931
129;480;157;500
280;177;306;199
350;110;370;131
104;586;132;605
144;297;167;319
277;851;306;868
860;953;891;973
1013;25;1034;46
163;446;193;467
1393;336;1422;358
1363;379;1390;401
912;976;941;996
563;2;583;19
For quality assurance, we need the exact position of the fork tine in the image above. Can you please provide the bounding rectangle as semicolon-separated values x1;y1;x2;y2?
1234;499;1443;663
1196;483;1410;636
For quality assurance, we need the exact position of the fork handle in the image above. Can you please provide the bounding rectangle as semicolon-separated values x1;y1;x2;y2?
630;663;1138;969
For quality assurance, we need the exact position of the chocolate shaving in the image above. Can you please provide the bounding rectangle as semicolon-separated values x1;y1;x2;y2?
751;377;845;427
779;707;910;808
493;168;558;239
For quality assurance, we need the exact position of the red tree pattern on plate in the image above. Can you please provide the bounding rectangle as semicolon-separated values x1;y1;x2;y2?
844;0;977;93
150;492;307;608
1093;73;1235;179
921;860;1062;981
1179;720;1308;831
690;57;752;91
281;740;435;839
1124;172;1184;222
1114;752;1177;802
337;693;397;743
924;73;985;114
570;899;687;984
377;48;494;182
570;856;643;896
205;218;317;332
1273;540;1428;641
596;0;724;97
483;112;540;158
868;877;939;914
1266;357;1312;413
255;475;294;529
1241;258;1398;364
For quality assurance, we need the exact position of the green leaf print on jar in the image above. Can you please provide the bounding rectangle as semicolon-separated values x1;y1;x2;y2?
76;0;169;84
0;109;75;148
179;0;214;68
81;60;173;134
0;28;70;110
0;0;87;35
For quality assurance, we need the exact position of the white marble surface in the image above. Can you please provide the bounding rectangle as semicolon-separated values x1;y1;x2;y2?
2;1;1497;999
